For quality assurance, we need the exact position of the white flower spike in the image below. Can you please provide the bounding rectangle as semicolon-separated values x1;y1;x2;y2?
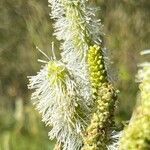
28;57;89;150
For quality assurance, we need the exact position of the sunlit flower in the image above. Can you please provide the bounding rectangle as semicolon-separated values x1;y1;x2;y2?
28;0;119;149
119;50;150;150
28;58;89;150
48;0;103;105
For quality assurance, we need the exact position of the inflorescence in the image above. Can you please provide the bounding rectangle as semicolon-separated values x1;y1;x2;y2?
28;1;118;150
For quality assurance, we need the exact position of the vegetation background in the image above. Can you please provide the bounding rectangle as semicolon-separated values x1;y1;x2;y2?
0;0;149;149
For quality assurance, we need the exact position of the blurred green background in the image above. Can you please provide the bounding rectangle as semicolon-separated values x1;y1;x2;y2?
0;0;149;149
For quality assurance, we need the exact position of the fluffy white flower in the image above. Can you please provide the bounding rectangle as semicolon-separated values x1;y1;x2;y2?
48;0;103;104
28;59;89;150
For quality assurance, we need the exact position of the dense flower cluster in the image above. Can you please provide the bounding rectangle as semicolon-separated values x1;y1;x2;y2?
82;83;117;150
49;0;103;105
82;45;117;150
28;0;150;149
119;51;150;150
28;60;88;150
28;0;118;150
87;45;107;96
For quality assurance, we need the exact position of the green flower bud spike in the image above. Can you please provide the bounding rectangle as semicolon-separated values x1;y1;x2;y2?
82;45;118;150
119;51;150;150
87;45;107;98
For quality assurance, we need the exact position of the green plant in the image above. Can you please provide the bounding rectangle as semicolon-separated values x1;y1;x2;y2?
119;50;150;150
28;0;150;150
